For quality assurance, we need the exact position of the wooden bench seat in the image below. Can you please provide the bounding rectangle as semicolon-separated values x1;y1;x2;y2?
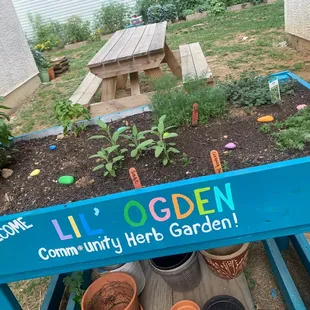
179;43;212;83
69;72;102;107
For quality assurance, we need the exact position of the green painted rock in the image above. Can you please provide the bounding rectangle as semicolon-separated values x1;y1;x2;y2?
58;176;75;185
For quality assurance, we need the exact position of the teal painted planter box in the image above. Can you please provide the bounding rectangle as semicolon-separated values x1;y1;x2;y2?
1;71;310;310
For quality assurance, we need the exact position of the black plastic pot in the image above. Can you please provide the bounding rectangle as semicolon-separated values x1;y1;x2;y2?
202;295;245;310
150;253;191;270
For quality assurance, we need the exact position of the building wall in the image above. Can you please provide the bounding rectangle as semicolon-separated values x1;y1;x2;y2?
11;0;137;40
0;0;39;97
285;0;310;41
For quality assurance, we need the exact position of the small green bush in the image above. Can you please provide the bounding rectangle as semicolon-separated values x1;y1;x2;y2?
151;76;227;127
65;16;91;43
163;4;178;22
148;4;166;23
94;3;127;34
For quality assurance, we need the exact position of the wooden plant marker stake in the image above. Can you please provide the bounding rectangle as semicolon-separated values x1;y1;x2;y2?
210;150;223;174
192;103;199;127
129;167;142;189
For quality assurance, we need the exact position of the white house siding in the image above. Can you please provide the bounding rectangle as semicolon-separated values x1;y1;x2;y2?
0;0;38;96
11;0;137;40
285;0;310;41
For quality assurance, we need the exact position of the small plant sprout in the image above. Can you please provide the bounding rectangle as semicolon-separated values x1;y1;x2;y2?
63;272;84;306
89;120;128;155
121;125;154;159
181;153;191;167
259;124;271;134
89;145;125;177
151;115;180;166
223;160;230;172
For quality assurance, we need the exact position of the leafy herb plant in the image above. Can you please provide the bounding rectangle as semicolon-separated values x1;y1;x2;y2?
121;125;154;159
90;145;125;177
63;272;84;306
151;115;180;165
54;100;90;136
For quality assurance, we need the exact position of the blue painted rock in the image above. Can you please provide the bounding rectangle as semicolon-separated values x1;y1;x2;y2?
225;143;237;150
49;145;57;151
297;104;307;111
58;176;75;185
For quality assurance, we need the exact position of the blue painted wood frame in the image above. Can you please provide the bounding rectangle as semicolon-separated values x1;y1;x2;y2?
1;157;310;285
0;284;22;310
263;239;306;310
290;235;310;276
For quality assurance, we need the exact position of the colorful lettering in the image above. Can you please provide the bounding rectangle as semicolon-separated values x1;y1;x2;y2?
149;197;170;222
52;219;73;241
79;214;103;235
214;183;235;212
194;187;215;215
124;201;147;227
172;194;194;219
68;216;81;238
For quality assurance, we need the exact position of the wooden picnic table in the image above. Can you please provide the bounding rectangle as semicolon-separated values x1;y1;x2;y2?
88;21;181;102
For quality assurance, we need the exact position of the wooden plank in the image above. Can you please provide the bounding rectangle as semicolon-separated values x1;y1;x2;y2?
0;284;22;310
134;23;157;57
189;42;212;79
290;234;310;276
130;72;140;96
69;72;96;104
263;239;306;310
101;77;117;102
149;21;167;53
41;274;67;310
140;256;254;309
180;44;197;82
90;52;165;79
117;74;128;90
78;75;102;107
90;92;153;117
118;26;146;61
275;236;290;250
103;27;136;64
164;43;182;78
88;30;125;68
144;67;163;79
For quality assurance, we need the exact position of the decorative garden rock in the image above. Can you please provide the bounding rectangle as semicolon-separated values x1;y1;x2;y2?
1;168;13;179
57;134;64;140
297;104;307;111
58;176;75;185
201;243;250;279
225;143;237;150
49;145;57;151
257;115;274;123
29;169;40;177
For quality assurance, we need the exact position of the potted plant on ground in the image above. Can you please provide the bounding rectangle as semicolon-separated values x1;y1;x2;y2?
30;46;50;83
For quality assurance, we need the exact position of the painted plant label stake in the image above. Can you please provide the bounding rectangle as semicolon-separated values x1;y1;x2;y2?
210;150;223;174
269;76;281;103
192;103;199;127
129;167;142;189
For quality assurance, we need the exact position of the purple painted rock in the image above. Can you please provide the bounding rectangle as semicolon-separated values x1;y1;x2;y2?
297;104;307;111
225;142;237;150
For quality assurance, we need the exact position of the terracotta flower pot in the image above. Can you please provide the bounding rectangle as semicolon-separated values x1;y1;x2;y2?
81;272;139;310
48;67;55;80
171;300;200;310
200;243;250;279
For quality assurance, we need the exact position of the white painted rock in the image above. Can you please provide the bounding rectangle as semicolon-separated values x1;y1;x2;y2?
1;168;13;179
297;104;307;111
225;143;237;150
57;134;64;140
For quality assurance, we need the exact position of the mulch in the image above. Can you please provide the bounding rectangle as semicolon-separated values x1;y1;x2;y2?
1;86;310;216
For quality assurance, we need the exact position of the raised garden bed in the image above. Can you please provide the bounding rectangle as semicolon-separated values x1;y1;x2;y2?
2;75;310;215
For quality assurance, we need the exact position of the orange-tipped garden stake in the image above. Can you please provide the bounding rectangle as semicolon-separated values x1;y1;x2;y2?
192;103;199;127
210;150;223;174
129;167;142;189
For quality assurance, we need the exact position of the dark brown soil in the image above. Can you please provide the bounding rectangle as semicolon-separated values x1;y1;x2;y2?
1;86;310;215
89;281;133;310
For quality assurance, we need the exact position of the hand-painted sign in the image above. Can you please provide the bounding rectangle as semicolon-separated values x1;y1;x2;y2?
1;157;310;284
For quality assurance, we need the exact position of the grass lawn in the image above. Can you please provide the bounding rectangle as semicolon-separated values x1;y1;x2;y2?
11;0;310;136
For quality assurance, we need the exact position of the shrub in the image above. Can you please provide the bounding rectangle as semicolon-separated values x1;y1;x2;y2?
65;16;91;43
208;0;227;15
30;47;49;70
151;76;228;127
163;3;178;22
94;3;127;34
148;4;166;23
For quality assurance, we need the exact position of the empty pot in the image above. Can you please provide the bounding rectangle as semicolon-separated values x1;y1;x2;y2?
202;295;245;310
150;252;201;292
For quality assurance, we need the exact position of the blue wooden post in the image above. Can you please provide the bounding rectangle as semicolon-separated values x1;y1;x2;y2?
290;234;310;276
275;236;290;251
263;239;306;310
0;284;22;310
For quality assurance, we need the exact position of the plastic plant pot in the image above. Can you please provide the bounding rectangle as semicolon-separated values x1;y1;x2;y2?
202;295;245;310
171;300;200;310
39;70;49;83
150;252;202;292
